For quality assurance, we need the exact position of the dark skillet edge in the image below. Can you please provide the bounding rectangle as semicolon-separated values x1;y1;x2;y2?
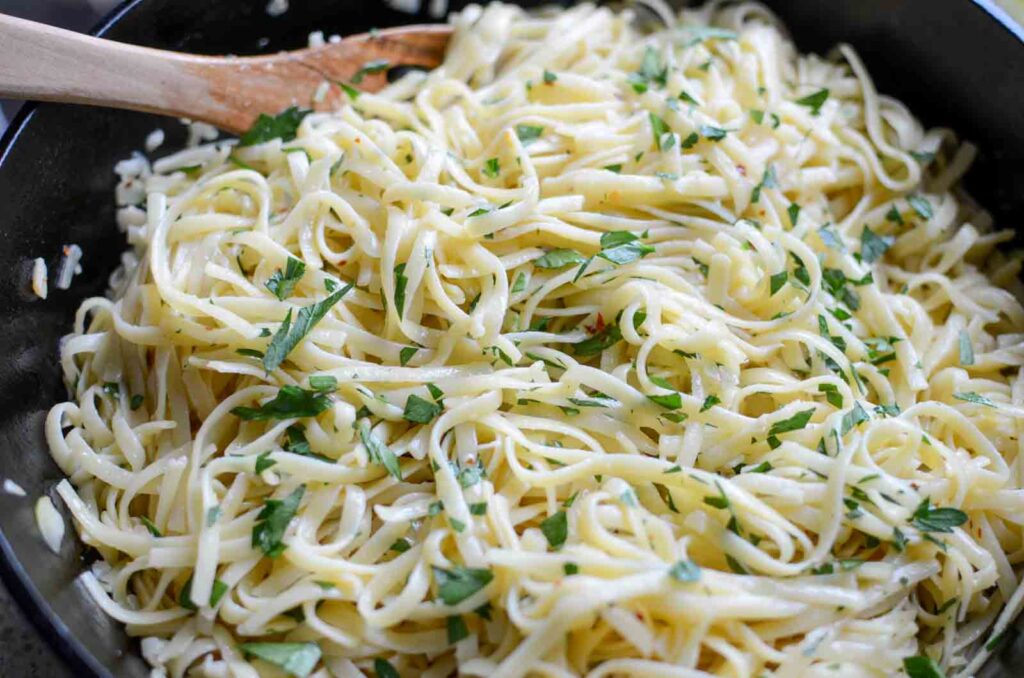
0;2;143;674
0;2;1020;678
974;0;1024;41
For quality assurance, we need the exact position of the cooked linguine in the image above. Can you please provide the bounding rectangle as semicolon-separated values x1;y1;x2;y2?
45;2;1024;676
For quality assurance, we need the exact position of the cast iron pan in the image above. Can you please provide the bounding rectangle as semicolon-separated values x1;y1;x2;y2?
0;1;1021;676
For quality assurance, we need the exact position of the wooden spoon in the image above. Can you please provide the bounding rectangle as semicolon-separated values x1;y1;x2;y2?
0;13;453;134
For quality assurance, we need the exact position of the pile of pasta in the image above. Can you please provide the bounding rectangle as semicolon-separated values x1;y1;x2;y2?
46;2;1024;677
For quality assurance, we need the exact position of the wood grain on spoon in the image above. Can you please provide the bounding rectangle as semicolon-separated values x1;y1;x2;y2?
0;13;453;134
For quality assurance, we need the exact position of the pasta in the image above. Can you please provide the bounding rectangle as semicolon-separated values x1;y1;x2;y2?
46;2;1024;677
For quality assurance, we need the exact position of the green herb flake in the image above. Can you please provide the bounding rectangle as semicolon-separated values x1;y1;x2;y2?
794;88;829;116
535;248;586;269
308;375;337;392
959;330;975;366
911;498;968;534
902;655;946;678
908;195;933;220
403;394;442;425
953;392;995;407
231;385;332;421
770;271;788;295
351;59;390;84
768;409;815;437
359;420;402;480
238;641;321;678
540;511;568;548
699;124;727;141
667;559;701;582
840;401;870;435
432;565;494;605
373;658;401;678
515;124;545;144
399;346;418;366
482;157;500;179
787;203;801;226
251;485;305;558
262;283;353;372
393;264;408;319
860;225;895;264
511;271;528;295
140;516;162;537
239;107;312;146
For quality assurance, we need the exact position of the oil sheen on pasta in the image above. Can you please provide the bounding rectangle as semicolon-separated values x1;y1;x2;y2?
46;2;1024;677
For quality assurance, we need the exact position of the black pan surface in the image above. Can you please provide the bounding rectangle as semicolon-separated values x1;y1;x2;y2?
0;1;1021;676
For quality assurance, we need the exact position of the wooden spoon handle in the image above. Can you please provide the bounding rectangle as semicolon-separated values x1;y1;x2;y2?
0;13;452;134
0;13;216;122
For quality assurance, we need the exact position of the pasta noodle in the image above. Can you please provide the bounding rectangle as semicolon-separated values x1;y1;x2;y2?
47;2;1024;677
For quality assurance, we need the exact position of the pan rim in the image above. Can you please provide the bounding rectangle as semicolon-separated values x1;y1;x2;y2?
0;1;1020;676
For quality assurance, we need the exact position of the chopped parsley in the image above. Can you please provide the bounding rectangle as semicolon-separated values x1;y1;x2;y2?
359;420;402;480
540;511;568;548
251;485;305;558
239;107;311;146
238;642;321;678
911;498;968;533
794;88;829;115
351;59;390;84
262;283;354;372
535;248;586;269
432;565;494;605
231;386;331;421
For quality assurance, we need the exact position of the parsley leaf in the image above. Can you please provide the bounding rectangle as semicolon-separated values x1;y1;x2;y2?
818;225;845;251
447;614;469;644
262;283;354;372
540;511;568;548
699;124;727;141
374;658;401;678
959;330;974;366
511;271;528;295
393;264;408;319
535;248;586;269
860;226;894;264
840;401;870;435
794;88;829;115
231;386;331;421
239;107;311;146
266;257;305;300
351;59;390;84
238;642;321;678
252;485;305;558
482;157;500;179
597;231;655;265
908;195;933;220
359;420;402;480
911;498;968;533
515;124;544;144
432;565;494;605
308;375;337;392
399;346;418;366
768;409;816;437
787;203;801;226
649;113;673;151
574;323;623;356
770;271;787;295
953;392;995;407
667;560;701;582
750;164;778;204
902;656;945;678
403;394;442;425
